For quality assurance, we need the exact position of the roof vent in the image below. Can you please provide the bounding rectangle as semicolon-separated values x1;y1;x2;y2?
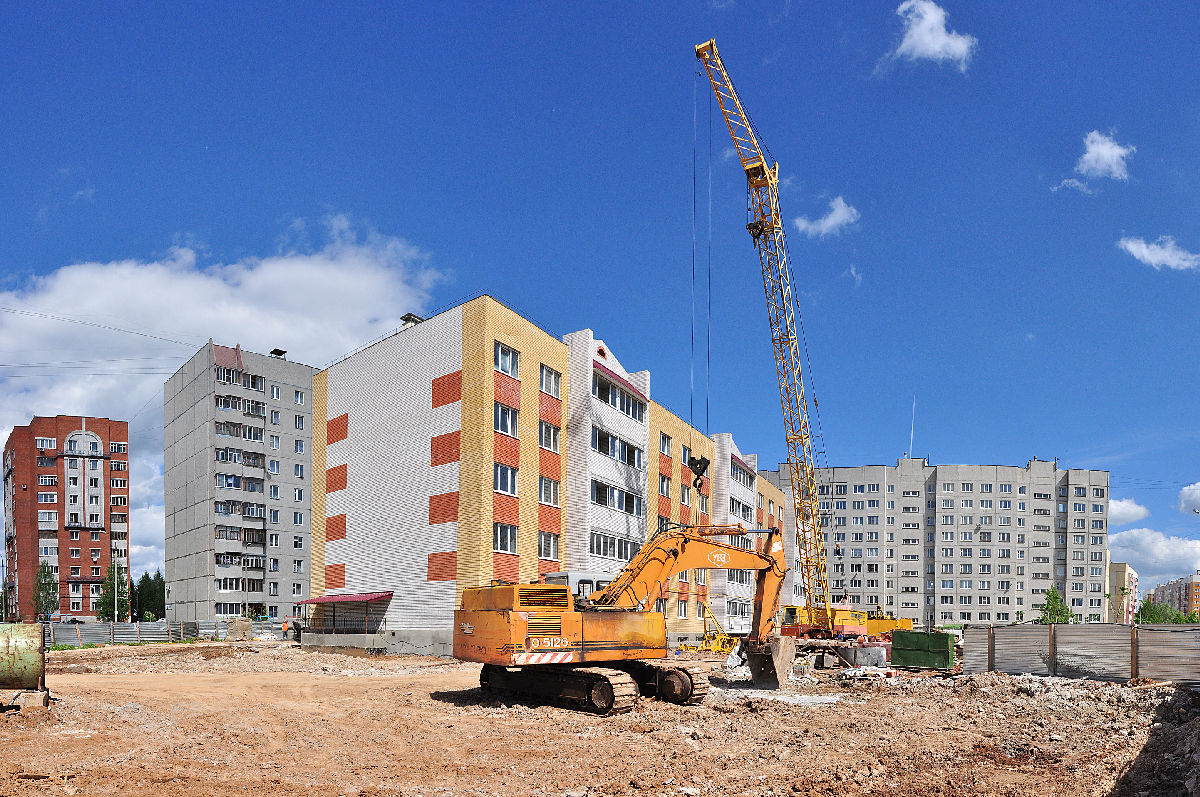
401;313;424;330
269;348;287;358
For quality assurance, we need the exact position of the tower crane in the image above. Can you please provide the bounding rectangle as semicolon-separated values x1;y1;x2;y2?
695;39;833;635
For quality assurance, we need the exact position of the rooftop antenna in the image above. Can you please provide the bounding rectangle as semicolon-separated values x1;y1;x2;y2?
907;395;917;459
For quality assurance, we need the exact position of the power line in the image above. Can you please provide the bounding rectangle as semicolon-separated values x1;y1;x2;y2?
0;306;201;347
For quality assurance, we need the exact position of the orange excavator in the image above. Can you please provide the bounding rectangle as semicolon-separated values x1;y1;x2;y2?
453;523;795;714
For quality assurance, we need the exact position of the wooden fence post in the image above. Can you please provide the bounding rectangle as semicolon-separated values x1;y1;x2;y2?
136;622;141;643
987;626;995;672
1131;625;1139;680
75;624;83;647
1047;624;1057;677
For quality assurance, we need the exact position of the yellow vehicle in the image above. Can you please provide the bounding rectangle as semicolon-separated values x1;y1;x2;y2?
863;609;914;637
453;523;794;714
677;602;740;655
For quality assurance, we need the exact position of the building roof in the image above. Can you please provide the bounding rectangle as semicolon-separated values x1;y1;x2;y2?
296;591;393;605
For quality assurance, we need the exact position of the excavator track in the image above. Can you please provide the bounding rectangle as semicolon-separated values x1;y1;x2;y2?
479;664;639;715
621;660;710;706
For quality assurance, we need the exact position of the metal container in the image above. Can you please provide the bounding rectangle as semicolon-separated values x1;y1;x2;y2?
0;623;46;691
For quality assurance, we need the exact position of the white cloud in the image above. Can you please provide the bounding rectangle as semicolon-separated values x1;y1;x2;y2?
842;265;863;287
794;196;860;238
0;215;442;577
1110;528;1200;592
1050;178;1093;195
887;0;977;72
1075;130;1135;181
1108;497;1150;527
1179;482;1200;515
1117;236;1200;271
1024;332;1036;342
720;147;739;163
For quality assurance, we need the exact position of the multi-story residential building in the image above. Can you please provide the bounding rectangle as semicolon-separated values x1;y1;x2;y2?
164;341;316;623
710;434;786;635
3;416;131;621
761;457;1110;627
304;295;788;650
1148;571;1200;617
1108;562;1139;623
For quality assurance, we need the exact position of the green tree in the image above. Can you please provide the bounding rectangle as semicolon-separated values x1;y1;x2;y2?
34;561;59;621
149;570;166;620
1134;599;1186;624
1186;611;1200;624
1036;585;1073;624
95;564;130;622
134;572;154;620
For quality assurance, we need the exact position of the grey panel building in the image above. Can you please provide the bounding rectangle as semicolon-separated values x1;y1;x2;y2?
760;457;1110;627
164;341;316;622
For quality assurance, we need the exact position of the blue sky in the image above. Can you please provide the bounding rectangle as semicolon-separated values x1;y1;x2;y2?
1;2;1198;590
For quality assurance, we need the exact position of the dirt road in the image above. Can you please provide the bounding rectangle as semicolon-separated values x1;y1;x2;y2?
0;643;1193;796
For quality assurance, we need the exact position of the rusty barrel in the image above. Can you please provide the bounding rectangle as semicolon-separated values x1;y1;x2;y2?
0;623;46;690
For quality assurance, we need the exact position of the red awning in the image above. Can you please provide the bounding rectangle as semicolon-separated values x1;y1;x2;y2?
592;360;648;402
296;591;393;605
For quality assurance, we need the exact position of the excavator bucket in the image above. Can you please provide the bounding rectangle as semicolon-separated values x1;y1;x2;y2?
747;636;795;690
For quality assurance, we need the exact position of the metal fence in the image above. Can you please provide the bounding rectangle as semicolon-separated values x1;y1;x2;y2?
964;623;1200;686
44;619;286;648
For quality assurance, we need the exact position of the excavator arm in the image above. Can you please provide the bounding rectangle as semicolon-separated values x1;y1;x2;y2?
589;524;787;648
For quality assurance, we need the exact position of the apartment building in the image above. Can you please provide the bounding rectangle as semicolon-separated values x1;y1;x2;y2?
710;434;786;635
1148;571;1200;616
164;341;316;623
2;416;131;621
761;457;1110;627
1108;562;1139;623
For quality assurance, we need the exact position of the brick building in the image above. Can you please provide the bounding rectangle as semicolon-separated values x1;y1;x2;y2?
3;416;131;621
1149;570;1200;617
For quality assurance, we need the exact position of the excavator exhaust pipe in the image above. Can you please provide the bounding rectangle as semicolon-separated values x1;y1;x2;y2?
746;636;795;690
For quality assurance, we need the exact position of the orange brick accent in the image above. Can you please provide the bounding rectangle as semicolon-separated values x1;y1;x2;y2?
431;431;461;466
432;371;462;408
538;557;560;579
327;413;348;445
325;563;346;590
493;493;519;525
538;503;561;533
494;371;520;410
680;505;691;525
697;585;708;602
657;494;671;519
538;448;559;477
538;392;561;426
677;583;690;599
756;509;764;526
326;463;348;493
428;551;457;581
699;513;710;525
326;514;347;542
494;432;520;469
429;492;459;524
493;552;519;583
659;453;672;474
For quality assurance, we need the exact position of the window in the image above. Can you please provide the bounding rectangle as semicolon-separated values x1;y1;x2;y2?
591;373;645;422
660;433;672;456
493;523;518;553
294;415;305;431
293;488;304;502
494;403;518;436
293;512;304;526
270;435;280;450
1093;488;1105;498
591;480;644;516
295;390;305;406
538;421;560;453
539;476;560;507
291;559;304;574
291;463;304;479
538;531;559;560
294;440;305;454
731;464;754;489
539;364;561;398
291;535;304;549
38;510;59;523
681;484;691;507
111;495;128;506
271;385;280;400
495;342;519;378
110;460;127;471
677;601;688;619
35;436;57;449
591;426;644;468
659;474;671;497
37;492;56;503
494;463;518;496
268;459;280;475
682;445;691;467
37;474;58;486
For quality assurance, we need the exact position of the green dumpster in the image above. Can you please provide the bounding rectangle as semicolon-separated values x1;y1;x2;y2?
891;629;954;669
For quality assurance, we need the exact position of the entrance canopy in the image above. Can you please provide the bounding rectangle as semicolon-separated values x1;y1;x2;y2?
297;591;393;605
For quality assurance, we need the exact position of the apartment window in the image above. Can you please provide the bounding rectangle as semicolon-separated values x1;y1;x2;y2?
591;373;646;422
494;342;521;378
293;512;304;526
291;463;303;479
292;535;304;549
295;390;305;406
38;510;59;523
591;426;644;468
591;479;644;516
681;484;691;507
269;485;279;500
268;533;279;547
494;463;518;496
268;582;279;597
37;492;56;503
294;415;305;431
111;495;128;506
294;488;304;502
538;476;560;507
659;474;671;497
682;445;692;467
1093;488;1105;498
660;433;672;456
676;601;688;619
493;523;518;553
271;385;280;400
539;421;560;453
291;559;303;574
539;364;561;398
538;531;559;560
494;403;518;436
294;440;305;454
270;435;280;450
35;436;56;449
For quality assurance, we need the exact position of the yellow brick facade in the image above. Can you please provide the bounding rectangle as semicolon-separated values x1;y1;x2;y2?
647;401;715;641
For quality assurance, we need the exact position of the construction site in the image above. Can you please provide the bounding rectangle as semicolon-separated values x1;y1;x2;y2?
0;640;1193;796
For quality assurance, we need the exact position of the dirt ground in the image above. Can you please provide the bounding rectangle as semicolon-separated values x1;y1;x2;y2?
0;642;1195;796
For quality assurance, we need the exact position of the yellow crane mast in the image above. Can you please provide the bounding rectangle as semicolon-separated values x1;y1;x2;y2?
695;39;832;634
